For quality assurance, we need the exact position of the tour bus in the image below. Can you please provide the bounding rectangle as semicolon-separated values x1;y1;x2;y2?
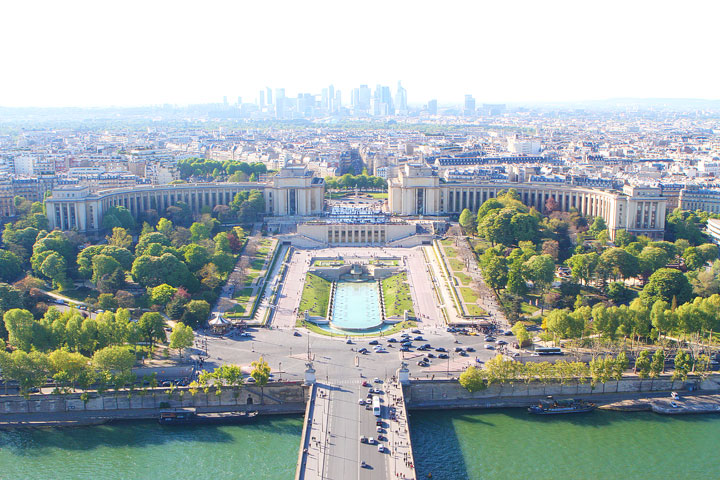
372;396;381;417
535;347;563;356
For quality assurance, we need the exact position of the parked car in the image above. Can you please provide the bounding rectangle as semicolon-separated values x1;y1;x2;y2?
438;353;449;359
369;340;379;345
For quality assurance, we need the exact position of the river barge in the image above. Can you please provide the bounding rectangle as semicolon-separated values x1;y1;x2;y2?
528;398;596;415
159;408;258;425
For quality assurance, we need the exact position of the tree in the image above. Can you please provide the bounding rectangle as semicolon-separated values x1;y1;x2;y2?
169;322;194;357
638;246;670;283
640;268;692;306
458;209;476;234
151;284;177;306
599;247;638;281
106;227;132;249
635;350;651;378
156;218;174;237
697;243;720;264
2;350;49;397
138;312;166;344
91;254;123;285
545;309;584;340
250;356;271;390
506;262;528;296
650;349;665;376
4;308;35;351
183;244;211;272
672;350;692;381
131;253;196;289
566;252;599;286
613;229;636;247
97;293;118;311
214;232;231;253
479;249;508;292
92;346;135;375
683;247;704;271
511;322;532;347
39;252;71;291
135;232;171;257
48;349;91;391
589;217;607;236
0;250;23;283
459;366;486;393
199;263;221;290
189;222;211;242
182;300;210;328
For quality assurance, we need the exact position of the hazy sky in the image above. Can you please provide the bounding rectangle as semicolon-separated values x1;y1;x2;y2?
1;0;718;107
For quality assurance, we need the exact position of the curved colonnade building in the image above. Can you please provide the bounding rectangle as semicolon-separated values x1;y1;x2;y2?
388;164;667;240
45;167;324;232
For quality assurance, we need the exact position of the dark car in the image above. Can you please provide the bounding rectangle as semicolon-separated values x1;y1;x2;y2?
423;344;431;349
454;347;464;353
427;353;436;358
435;347;446;352
400;346;410;352
438;353;449;359
369;340;379;345
459;351;468;357
358;347;369;354
387;338;398;343
414;336;424;341
417;346;428;351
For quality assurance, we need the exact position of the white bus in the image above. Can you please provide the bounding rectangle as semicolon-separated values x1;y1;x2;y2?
372;396;381;417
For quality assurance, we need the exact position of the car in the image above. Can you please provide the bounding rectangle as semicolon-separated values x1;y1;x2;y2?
423;344;431;349
512;352;520;357
454;347;464;352
435;347;447;352
475;358;484;363
504;330;513;336
240;332;251;337
496;340;508;345
378;444;386;453
245;377;256;383
484;336;495;342
414;336;424;341
376;425;383;433
361;461;370;469
367;391;374;398
376;348;388;353
358;348;369;354
417;361;428;366
293;331;302;337
346;338;353;344
438;353;449;359
387;338;398;343
374;378;383;384
417;346;427;351
427;353;435;359
484;344;495;350
368;437;375;444
362;380;371;387
358;399;365;405
670;401;680;408
360;435;368;443
466;347;475;352
400;347;410;352
369;340;379;345
378;434;386;442
459;351;468;357
671;392;681;400
411;329;421;334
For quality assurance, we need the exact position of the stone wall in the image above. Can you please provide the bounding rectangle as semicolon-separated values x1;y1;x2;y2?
0;382;308;415
405;376;720;409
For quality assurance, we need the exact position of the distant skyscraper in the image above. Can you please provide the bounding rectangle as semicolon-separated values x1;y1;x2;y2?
266;87;273;106
373;85;394;116
223;96;228;106
328;85;335;111
428;99;438;115
274;88;286;119
259;90;265;108
464;95;476;116
395;82;407;114
237;96;242;106
334;90;341;113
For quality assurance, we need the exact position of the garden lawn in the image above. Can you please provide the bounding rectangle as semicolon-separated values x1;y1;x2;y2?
465;304;487;316
381;272;415;317
299;273;331;317
459;287;479;303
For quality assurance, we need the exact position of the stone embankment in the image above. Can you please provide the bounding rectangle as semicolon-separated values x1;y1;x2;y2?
0;382;308;428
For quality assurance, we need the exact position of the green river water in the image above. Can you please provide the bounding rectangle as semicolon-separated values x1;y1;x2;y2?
2;410;719;479
410;408;720;480
0;416;302;480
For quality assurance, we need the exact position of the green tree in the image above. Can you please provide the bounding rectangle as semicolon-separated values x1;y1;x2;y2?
97;293;118;311
459;366;486;392
635;350;651;378
640;268;692;305
181;300;210;328
650;349;665;376
479;249;508;292
511;322;532;347
156;218;174;237
151;284;177;306
250;356;271;402
4;308;35;351
672;350;692;381
169;322;194;357
48;349;91;391
566;252;599;286
92;345;135;375
183;244;211;272
458;209;476;234
138;312;166;344
189;222;211;242
2;350;49;397
39;252;72;291
106;227;132;249
0;250;23;283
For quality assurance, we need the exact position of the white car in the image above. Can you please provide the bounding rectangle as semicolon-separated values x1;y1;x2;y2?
367;437;375;444
377;444;385;453
373;378;382;384
358;399;365;405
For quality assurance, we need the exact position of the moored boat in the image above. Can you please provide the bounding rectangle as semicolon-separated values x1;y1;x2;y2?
159;408;259;425
528;398;596;415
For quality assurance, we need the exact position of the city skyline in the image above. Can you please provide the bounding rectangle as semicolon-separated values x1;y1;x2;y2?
1;0;719;108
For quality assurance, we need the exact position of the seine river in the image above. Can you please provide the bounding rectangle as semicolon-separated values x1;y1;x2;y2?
3;410;720;479
410;408;720;480
0;416;302;480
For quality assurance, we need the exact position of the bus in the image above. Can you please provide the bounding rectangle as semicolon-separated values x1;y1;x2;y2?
535;347;563;356
372;396;381;417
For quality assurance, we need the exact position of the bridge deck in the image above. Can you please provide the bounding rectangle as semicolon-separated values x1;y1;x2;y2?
296;380;416;480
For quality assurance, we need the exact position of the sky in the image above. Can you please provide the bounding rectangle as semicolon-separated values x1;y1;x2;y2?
0;0;718;108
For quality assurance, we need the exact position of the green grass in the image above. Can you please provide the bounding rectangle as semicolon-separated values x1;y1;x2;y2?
325;192;350;199
465;304;488;316
455;272;472;285
521;302;540;314
367;192;388;199
51;287;98;302
226;304;246;315
369;259;399;266
449;258;465;272
381;272;415;317
313;260;346;267
459;287;479;303
232;287;254;303
296;319;417;337
299;273;331;317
